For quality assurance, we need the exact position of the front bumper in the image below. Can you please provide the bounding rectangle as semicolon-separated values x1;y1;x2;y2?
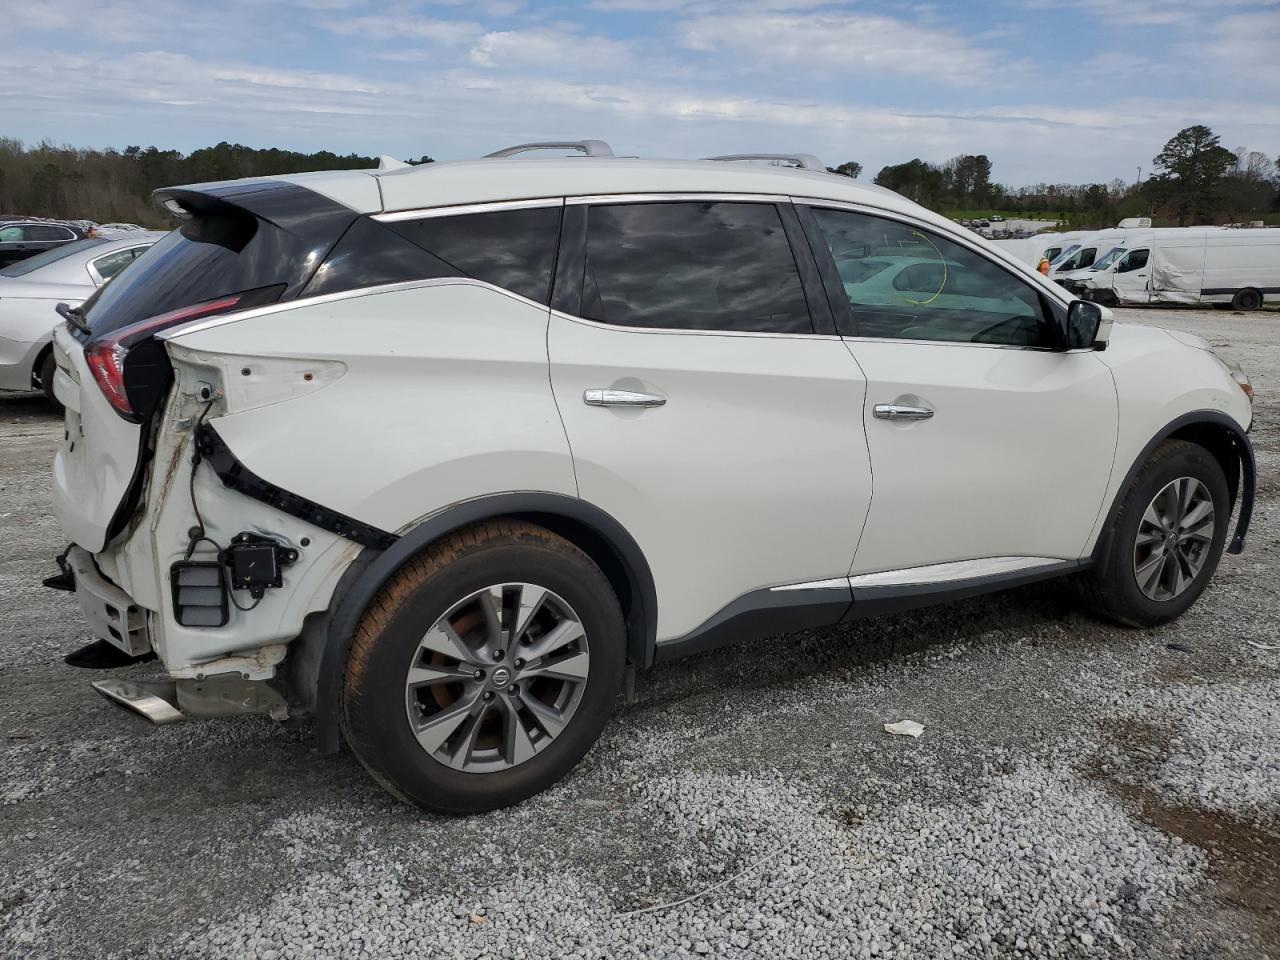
66;545;153;657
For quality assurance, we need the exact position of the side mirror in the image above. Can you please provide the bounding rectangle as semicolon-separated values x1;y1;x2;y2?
1064;300;1111;351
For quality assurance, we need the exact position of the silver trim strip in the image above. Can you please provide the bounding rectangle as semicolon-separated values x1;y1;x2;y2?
769;578;850;593
374;197;564;223
549;308;841;341
158;277;550;340
848;557;1065;589
565;192;790;206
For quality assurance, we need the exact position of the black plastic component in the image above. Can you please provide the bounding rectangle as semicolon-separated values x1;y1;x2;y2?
225;531;299;598
64;638;157;669
171;560;230;627
196;423;398;550
43;546;75;592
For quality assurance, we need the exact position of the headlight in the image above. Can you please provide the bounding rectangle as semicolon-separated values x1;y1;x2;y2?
1229;362;1254;405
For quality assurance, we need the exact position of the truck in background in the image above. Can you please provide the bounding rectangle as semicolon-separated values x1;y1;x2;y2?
1081;228;1280;309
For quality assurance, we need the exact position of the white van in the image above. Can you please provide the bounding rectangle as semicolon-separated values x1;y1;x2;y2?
992;232;1088;268
1083;229;1280;309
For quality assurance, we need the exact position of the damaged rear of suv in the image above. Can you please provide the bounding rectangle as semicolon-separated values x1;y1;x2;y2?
50;145;1255;814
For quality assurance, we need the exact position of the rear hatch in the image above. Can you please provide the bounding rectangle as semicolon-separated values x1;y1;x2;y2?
50;181;359;553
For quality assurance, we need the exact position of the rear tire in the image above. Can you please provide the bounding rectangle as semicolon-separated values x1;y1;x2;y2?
37;351;62;410
342;520;625;814
1231;288;1263;311
1081;440;1230;627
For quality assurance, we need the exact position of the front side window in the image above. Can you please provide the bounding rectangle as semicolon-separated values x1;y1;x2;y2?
1059;247;1098;271
579;201;812;333
1116;249;1149;272
0;226;22;242
1049;244;1079;267
1092;246;1127;271
809;207;1048;346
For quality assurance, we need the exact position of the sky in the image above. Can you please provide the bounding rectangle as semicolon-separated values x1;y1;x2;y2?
1;0;1278;187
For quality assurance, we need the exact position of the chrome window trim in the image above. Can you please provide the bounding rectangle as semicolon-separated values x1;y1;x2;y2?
566;192;791;206
549;307;841;341
841;335;1057;353
847;557;1065;589
373;197;565;223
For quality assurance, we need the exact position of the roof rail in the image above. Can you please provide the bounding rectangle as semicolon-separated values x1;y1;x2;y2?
484;140;615;159
705;153;825;172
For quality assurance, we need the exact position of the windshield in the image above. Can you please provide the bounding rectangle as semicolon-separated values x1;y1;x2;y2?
0;237;109;277
1049;244;1080;267
1091;246;1127;271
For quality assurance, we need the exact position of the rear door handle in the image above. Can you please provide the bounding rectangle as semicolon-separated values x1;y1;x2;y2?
584;389;666;408
873;403;934;421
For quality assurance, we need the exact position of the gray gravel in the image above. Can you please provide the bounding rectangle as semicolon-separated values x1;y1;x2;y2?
1;306;1277;959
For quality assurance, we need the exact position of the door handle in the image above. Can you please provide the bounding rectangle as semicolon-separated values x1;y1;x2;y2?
873;403;934;421
583;389;666;408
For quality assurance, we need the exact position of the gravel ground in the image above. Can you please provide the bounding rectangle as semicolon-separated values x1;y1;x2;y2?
1;306;1277;959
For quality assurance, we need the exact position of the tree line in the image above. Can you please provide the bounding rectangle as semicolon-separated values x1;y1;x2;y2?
0;139;428;227
1;126;1275;231
828;126;1279;229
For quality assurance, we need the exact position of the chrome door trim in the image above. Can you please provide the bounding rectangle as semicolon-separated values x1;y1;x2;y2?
769;578;850;593
583;389;666;408
873;403;934;421
847;557;1065;589
549;308;841;341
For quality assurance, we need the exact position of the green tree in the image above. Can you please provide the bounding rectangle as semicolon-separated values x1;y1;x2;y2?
826;160;862;178
874;158;945;206
1145;125;1236;225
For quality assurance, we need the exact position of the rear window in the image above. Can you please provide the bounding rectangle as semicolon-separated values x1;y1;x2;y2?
84;182;357;337
0;237;109;277
306;205;563;304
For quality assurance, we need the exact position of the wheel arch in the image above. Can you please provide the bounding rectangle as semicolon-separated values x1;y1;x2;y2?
308;492;657;753
1091;410;1254;565
31;341;54;389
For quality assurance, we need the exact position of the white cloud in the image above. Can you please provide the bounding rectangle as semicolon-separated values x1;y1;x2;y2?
321;13;485;44
468;27;636;69
677;12;1010;85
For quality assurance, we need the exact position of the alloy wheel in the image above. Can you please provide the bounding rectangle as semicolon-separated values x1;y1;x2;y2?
1132;477;1215;602
403;582;590;773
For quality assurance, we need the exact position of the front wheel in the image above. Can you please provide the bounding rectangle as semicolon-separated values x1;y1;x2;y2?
1231;288;1263;311
1081;440;1230;627
37;351;63;410
342;521;625;814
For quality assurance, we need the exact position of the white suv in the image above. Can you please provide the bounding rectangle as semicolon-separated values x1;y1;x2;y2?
48;142;1256;813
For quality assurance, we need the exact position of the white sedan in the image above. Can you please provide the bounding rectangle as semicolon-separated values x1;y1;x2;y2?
0;232;165;405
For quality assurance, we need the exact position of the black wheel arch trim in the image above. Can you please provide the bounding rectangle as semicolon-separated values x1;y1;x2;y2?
313;491;658;753
1093;409;1254;562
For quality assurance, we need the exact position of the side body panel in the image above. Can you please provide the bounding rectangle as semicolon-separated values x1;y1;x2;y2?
171;281;577;533
549;314;873;641
847;341;1119;572
1081;323;1254;553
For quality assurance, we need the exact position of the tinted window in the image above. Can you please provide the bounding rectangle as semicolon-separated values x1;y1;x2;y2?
1117;248;1149;272
387;206;561;304
28;224;74;241
810;207;1048;346
84;182;355;337
0;237;109;277
580;201;812;333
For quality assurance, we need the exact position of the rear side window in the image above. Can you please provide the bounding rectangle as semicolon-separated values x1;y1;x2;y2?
579;201;813;333
84;182;356;337
91;248;145;281
29;224;75;241
306;206;562;305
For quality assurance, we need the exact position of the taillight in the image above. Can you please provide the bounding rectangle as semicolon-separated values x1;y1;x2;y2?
84;294;243;418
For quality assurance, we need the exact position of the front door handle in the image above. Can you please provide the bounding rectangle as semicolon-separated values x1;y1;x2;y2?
873;403;934;421
584;389;666;408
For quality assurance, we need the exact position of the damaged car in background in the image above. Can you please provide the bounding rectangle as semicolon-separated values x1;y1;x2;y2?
46;142;1256;813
